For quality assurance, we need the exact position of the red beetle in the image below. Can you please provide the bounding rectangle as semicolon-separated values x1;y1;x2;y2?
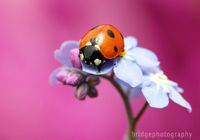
79;24;124;70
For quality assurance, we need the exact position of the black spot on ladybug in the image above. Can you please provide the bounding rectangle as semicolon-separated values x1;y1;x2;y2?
107;30;115;38
114;46;118;52
90;25;99;31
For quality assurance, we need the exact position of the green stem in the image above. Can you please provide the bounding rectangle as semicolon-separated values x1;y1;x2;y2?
101;75;148;140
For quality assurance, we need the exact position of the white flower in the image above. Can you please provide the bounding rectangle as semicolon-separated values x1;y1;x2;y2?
113;36;160;87
141;71;192;112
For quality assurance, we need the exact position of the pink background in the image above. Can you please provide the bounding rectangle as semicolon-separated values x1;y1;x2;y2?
0;0;199;140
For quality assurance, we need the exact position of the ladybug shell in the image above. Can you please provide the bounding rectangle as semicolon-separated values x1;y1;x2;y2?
80;24;124;59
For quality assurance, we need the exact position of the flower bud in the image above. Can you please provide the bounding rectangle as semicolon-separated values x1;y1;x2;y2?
87;87;98;98
75;84;89;100
56;69;83;86
86;75;100;86
66;72;83;86
56;69;68;84
70;48;81;68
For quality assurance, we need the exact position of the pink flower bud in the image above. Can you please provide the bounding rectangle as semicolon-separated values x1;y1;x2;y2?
56;69;83;86
70;48;81;68
66;72;82;86
56;70;68;84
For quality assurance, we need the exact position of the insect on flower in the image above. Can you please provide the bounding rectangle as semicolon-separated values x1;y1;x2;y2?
49;24;191;112
79;24;124;72
50;25;161;93
49;24;193;140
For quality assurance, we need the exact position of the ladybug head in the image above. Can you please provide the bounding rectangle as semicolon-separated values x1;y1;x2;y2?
80;38;107;68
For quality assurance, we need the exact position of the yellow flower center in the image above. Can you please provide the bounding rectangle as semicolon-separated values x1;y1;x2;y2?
154;73;168;83
120;49;127;57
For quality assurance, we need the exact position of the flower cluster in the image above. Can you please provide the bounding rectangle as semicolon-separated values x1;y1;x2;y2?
116;37;192;112
49;41;100;100
49;37;192;112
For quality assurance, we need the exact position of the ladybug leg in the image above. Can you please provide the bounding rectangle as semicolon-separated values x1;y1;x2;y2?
97;65;102;72
95;59;105;72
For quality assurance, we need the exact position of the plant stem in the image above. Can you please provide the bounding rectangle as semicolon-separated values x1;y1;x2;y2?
101;75;148;140
107;76;133;123
101;75;133;140
132;101;148;130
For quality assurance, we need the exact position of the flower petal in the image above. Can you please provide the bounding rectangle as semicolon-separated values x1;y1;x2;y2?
142;84;169;108
54;41;79;66
127;87;142;98
81;59;116;75
171;83;184;94
113;58;143;87
168;87;192;112
128;47;160;72
124;36;138;51
116;78;142;98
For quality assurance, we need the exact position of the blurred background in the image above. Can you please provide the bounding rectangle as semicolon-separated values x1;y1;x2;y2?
0;0;199;140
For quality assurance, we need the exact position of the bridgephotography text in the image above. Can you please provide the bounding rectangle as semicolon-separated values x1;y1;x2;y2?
132;131;192;139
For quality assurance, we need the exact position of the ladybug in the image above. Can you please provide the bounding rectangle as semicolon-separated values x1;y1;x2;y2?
79;24;124;71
